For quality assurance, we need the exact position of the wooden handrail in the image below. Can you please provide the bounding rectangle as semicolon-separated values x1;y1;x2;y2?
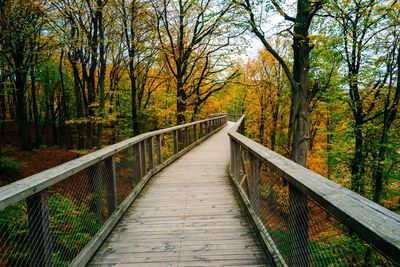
0;115;227;211
228;115;400;265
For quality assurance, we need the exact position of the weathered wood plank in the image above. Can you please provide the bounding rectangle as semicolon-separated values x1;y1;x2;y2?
89;124;269;266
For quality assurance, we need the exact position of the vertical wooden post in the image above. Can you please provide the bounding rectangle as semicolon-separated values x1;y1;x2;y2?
193;124;197;142
173;130;178;154
105;156;117;216
155;135;162;165
288;184;309;266
233;142;241;181
248;153;261;213
88;163;103;224
200;122;203;138
27;191;53;267
230;139;235;174
185;127;190;146
147;137;154;170
134;143;142;179
140;141;146;176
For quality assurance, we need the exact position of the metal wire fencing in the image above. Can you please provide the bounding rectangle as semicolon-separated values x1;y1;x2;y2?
0;116;227;267
229;116;399;267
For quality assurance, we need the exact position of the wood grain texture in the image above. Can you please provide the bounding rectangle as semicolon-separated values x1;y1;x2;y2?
89;124;270;266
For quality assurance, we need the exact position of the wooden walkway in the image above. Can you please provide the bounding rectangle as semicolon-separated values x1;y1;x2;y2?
89;123;270;266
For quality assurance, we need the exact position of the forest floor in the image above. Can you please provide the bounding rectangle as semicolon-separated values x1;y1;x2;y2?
0;146;78;187
0;122;79;187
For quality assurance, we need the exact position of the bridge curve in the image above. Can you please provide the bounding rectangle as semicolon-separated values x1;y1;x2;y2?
89;123;270;266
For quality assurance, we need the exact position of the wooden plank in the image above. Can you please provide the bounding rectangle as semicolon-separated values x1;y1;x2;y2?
26;191;53;267
155;134;162;165
89;124;269;266
173;130;178;154
140;141;146;176
147;137;154;170
71;122;227;267
105;156;117;216
133;142;142;180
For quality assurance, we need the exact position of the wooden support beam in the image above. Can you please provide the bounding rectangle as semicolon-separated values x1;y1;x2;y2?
173;130;178;154
193;124;197;142
155;135;162;165
147;137;154;170
185;127;190;146
134;143;142;180
233;142;241;181
105;156;117;216
140;141;146;176
27;191;53;267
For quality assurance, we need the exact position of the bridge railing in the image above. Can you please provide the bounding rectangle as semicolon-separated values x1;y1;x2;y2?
0;115;227;266
228;115;400;267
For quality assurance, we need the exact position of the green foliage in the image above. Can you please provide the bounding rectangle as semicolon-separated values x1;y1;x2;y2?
0;193;101;265
0;157;26;172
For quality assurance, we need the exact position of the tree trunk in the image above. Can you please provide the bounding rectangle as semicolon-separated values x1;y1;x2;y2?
30;67;41;148
15;66;30;150
372;46;400;203
290;0;313;166
176;81;187;125
71;58;85;149
0;82;6;137
351;121;364;194
271;102;279;151
96;0;106;149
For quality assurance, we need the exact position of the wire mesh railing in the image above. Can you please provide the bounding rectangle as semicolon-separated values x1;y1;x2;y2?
228;115;400;267
0;115;227;267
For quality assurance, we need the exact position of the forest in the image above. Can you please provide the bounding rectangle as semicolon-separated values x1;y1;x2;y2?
0;0;399;218
0;0;399;266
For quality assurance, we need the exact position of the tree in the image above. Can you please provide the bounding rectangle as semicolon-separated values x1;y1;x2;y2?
234;0;324;166
52;0;109;149
117;0;162;135
0;0;47;150
324;0;397;194
153;0;235;124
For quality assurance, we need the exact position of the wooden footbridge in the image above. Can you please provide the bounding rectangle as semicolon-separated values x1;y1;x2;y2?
0;115;399;267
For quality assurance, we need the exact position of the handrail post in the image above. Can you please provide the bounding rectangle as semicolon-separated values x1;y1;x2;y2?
147;137;154;170
173;130;178;154
200;122;203;138
193;124;197;142
288;184;309;266
155;135;162;165
185;127;190;146
230;139;235;174
233;142;241;181
105;156;117;216
134;143;142;179
140;141;146;176
27;191;53;267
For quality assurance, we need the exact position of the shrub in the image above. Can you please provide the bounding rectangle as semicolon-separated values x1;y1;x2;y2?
0;157;26;172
